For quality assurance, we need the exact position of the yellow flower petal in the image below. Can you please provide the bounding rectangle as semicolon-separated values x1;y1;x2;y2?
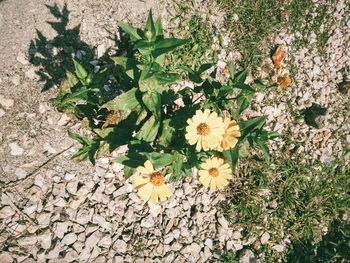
199;174;211;187
210;179;217;190
137;160;154;175
158;185;172;201
132;175;150;188
198;157;233;190
186;132;199;145
198;170;209;177
185;110;225;151
149;187;159;203
137;183;153;201
196;137;203;151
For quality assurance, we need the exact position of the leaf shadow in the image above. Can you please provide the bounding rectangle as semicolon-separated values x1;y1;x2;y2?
28;3;132;92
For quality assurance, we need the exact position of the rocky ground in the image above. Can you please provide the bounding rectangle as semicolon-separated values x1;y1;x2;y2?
0;0;349;262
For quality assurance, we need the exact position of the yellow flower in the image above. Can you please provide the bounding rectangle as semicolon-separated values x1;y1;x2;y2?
216;117;241;152
198;157;233;190
132;160;172;203
185;109;225;151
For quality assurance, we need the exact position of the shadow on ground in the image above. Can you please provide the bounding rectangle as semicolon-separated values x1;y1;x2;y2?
287;219;350;263
28;4;96;91
28;3;132;92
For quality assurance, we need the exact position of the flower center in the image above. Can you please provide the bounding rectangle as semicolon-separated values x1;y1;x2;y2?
197;123;210;136
208;168;219;177
149;172;165;186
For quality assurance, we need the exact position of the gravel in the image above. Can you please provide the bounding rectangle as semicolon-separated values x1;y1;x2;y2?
0;0;349;262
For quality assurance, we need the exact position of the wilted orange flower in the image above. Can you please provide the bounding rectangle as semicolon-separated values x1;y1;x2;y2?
277;75;292;92
216;117;241;152
272;45;287;67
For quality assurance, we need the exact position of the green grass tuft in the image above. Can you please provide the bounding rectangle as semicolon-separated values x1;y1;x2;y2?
220;156;350;262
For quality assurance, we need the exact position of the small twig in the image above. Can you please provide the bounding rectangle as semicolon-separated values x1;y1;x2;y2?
5;144;74;188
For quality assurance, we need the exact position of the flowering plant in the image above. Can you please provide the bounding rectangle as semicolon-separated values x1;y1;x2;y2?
52;11;278;203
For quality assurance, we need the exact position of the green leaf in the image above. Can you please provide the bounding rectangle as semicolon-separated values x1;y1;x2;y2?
89;68;108;89
142;91;161;119
103;88;140;112
180;65;203;83
113;154;146;167
123;166;136;179
140;62;162;80
223;144;239;170
154;72;180;85
239;116;267;131
111;56;139;79
68;131;100;165
66;71;79;87
139;78;159;93
134;40;155;56
136;115;160;142
155;17;164;37
61;87;97;104
118;21;142;41
234;83;256;92
239;116;267;141
152;38;188;57
68;130;93;145
228;62;236;79
145;10;156;41
159;119;175;147
234;68;248;84
236;95;250;114
173;156;183;176
255;139;270;163
73;59;88;80
268;131;283;139
136;110;148;125
147;152;175;168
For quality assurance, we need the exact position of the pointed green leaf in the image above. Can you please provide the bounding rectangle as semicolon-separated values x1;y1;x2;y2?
237;95;249;114
136;115;160;142
142;91;161;119
66;71;79;87
118;21;142;41
111;56;139;79
234;68;248;84
145;10;156;41
152;38;189;57
139;78;159;93
134;40;155;56
228;62;236;79
154;72;180;85
267;131;283;139
223;144;239;170
68;131;93;145
61;87;97;104
155;17;164;37
239;116;267;141
256;139;270;163
68;131;99;165
123;166;136;179
239;116;267;131
103;88;140;112
159;119;175;147
172;153;183;176
140;62;162;80
73;59;88;80
147;152;175;168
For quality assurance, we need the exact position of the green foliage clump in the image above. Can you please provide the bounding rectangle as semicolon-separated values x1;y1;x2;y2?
220;157;350;262
51;10;276;180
